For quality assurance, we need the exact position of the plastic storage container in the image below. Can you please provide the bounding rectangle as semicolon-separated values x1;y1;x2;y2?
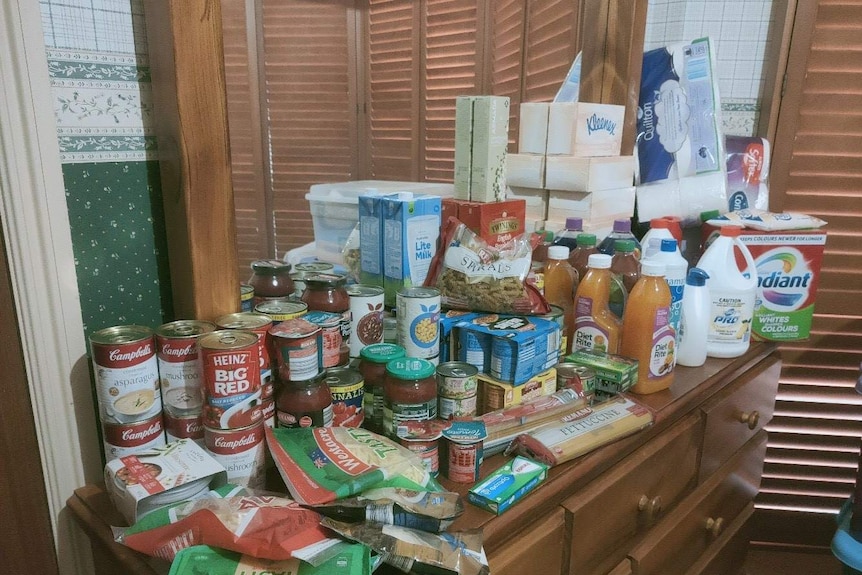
305;180;454;264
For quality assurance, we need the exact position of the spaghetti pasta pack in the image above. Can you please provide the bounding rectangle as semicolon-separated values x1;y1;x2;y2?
266;426;444;506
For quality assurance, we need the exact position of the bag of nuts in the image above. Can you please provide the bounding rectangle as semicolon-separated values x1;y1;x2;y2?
425;217;550;315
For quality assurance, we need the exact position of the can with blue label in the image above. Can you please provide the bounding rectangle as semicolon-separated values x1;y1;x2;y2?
396;287;441;362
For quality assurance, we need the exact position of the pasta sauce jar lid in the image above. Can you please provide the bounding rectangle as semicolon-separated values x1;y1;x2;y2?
251;259;291;274
304;273;348;289
386;357;435;380
360;343;407;364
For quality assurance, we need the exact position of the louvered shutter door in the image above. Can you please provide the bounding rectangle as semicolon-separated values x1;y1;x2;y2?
490;0;527;147
753;0;862;547
521;1;578;103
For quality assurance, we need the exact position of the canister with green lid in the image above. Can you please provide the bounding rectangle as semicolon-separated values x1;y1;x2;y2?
358;343;406;434
383;357;437;438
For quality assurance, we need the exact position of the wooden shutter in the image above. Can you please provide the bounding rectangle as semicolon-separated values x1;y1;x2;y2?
752;0;862;548
222;0;357;275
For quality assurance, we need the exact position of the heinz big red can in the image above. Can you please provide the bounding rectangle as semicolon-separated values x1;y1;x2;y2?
199;330;263;431
90;325;162;425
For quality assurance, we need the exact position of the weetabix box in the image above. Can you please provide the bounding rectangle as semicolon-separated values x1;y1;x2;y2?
470;96;510;203
382;193;442;307
450;198;526;249
737;228;827;341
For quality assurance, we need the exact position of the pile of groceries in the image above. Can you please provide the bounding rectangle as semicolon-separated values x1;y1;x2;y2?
94;45;830;573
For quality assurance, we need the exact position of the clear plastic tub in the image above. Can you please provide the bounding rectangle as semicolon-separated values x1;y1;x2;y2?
305;180;454;264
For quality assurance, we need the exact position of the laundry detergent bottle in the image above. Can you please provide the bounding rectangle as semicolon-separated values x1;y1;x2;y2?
696;226;758;358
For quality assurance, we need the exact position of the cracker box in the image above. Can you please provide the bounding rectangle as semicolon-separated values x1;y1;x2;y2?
737;228;827;341
565;349;639;396
104;438;227;524
468;455;549;514
382;193;442;307
450;198;526;249
478;368;557;414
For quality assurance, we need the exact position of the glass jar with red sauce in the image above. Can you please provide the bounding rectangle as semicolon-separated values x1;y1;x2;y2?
275;373;333;428
383;357;437;438
249;260;294;306
358;343;406;434
302;273;351;353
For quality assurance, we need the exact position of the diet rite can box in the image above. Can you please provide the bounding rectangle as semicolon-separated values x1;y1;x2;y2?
90;325;162;425
736;228;827;341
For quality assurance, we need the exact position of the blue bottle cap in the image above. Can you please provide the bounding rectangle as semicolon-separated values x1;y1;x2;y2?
661;238;678;252
686;267;709;287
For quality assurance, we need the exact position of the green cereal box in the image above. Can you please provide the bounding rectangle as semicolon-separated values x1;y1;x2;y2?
564;349;639;395
468;455;549;514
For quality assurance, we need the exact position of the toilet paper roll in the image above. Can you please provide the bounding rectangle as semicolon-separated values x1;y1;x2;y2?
636;180;682;222
519;103;550;154
679;172;726;223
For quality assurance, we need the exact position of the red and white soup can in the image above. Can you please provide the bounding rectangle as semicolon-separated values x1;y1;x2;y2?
216;311;274;374
102;414;166;460
204;422;266;489
90;325;162;425
164;410;205;444
156;320;215;422
199;330;263;431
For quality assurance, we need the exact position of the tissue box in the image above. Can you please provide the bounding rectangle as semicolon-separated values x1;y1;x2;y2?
468;456;549;514
518;102;550;154
547;102;625;157
454;96;476;200
545;155;634;192
547;186;636;228
507;153;546;189
507;186;549;227
105;439;227;524
737;228;827;341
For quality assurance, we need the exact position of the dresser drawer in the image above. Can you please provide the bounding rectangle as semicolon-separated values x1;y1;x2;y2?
699;354;780;481
684;502;754;575
564;415;701;575
608;560;633;575
628;432;767;575
489;507;566;575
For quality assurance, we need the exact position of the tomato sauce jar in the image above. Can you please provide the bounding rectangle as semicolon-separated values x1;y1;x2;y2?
358;343;406;434
325;366;364;428
248;259;294;307
383;357;437;438
302;273;350;341
275;373;333;428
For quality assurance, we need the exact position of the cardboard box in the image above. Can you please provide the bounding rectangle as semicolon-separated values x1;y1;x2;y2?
382;193;442;307
469;455;549;514
547;102;625;157
564;349;639;396
454;96;475;200
450;198;526;250
470;96;511;203
545;155;634;192
518;102;550;155
507;186;548;225
737;228;827;341
506;153;546;189
547;186;636;229
478;368;557;413
104;439;227;524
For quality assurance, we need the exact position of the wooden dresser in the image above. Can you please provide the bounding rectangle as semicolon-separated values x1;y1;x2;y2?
67;343;780;575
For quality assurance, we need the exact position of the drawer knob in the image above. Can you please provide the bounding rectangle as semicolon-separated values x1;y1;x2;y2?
704;517;725;538
638;494;663;521
739;410;760;430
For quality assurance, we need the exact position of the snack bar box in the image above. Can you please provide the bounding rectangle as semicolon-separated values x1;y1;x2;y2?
737;228;827;341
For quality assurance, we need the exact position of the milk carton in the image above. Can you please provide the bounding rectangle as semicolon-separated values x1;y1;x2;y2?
382;193;442;307
359;192;390;287
738;229;827;341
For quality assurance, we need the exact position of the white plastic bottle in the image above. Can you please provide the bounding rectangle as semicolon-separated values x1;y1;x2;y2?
646;238;687;343
696;226;758;358
677;267;710;367
640;218;676;260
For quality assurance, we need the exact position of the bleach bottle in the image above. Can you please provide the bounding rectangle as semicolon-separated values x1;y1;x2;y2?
696;226;758;358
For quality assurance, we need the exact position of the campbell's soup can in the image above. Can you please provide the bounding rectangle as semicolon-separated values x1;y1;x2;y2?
156;320;215;422
199;330;263;431
325;367;365;427
164;410;204;444
261;396;276;428
396;287;441;361
269;318;321;382
90;325;162;425
102;414;166;460
346;284;385;358
204;422;266;489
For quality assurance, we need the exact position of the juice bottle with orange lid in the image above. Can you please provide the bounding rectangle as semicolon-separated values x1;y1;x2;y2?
573;253;621;354
544;245;579;354
568;233;598;281
621;260;676;394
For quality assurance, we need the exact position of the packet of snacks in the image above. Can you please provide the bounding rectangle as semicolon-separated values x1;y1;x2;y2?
168;543;375;575
116;484;343;565
425;217;550;314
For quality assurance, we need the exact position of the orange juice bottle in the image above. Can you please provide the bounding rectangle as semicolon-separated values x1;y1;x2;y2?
622;260;676;394
544;245;579;354
573;254;621;354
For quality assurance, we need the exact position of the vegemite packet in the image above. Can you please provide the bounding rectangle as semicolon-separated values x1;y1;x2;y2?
168;542;373;575
322;518;489;575
314;488;464;533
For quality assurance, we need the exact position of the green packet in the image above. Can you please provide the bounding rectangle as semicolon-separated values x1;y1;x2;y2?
468;456;549;515
168;542;375;575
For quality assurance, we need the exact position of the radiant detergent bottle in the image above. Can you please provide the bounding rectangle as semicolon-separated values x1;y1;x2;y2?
622;260;675;394
573;254;621;354
696;226;758;358
544;245;579;354
648;238;688;343
677;267;710;367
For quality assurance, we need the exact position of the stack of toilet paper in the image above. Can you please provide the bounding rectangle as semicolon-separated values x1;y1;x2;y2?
506;100;635;234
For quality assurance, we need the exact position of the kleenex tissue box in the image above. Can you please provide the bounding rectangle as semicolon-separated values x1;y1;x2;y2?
547;102;624;157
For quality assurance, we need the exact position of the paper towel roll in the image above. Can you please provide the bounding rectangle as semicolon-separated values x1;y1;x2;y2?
519;103;550;154
636;180;682;222
679;172;727;223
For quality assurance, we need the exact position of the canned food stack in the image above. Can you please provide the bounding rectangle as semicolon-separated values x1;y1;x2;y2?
156;320;216;445
90;325;166;461
199;329;267;489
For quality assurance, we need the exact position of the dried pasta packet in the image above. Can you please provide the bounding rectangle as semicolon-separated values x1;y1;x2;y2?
314;488;463;533
322;518;489;575
425;217;550;314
